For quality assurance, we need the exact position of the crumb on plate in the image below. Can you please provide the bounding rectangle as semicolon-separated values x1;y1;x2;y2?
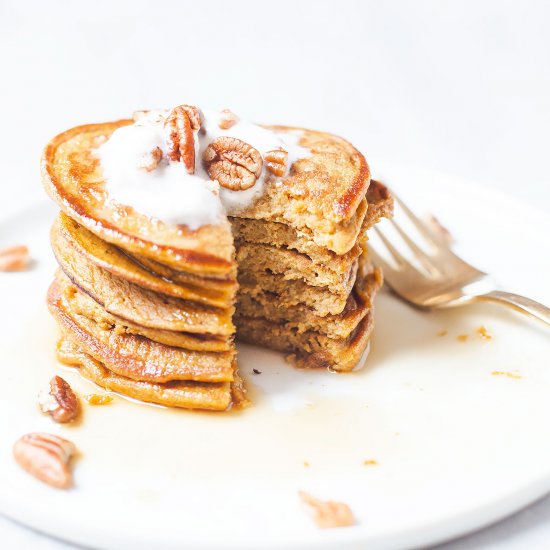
491;371;521;380
85;394;114;405
298;490;355;528
0;245;30;272
477;326;492;340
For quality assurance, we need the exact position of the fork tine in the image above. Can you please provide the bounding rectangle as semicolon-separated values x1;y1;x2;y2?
388;218;440;276
372;225;408;268
392;193;442;246
368;246;398;277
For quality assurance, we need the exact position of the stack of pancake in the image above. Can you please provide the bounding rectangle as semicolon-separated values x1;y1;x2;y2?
232;179;392;371
42;113;392;411
42;121;243;411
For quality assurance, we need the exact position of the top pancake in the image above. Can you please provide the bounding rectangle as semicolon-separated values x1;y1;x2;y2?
42;120;374;274
243;125;371;254
42;120;235;277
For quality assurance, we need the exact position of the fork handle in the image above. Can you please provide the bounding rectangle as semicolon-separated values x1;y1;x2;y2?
478;290;550;327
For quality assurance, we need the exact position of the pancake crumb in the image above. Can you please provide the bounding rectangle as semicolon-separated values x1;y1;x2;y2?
85;394;114;405
298;490;355;528
491;371;522;380
437;330;448;337
457;334;469;342
303;461;310;467
363;459;378;466
477;326;492;340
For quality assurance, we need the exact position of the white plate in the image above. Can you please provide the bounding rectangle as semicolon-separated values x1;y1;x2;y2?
1;162;549;550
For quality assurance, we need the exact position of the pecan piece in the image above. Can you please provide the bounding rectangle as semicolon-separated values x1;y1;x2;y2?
265;149;288;177
164;104;202;173
39;376;79;423
203;137;262;190
218;108;239;130
298;491;355;528
13;433;76;489
0;245;29;272
138;146;163;172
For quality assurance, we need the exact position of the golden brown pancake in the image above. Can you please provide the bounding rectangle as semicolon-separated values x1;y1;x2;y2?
230;180;392;259
51;225;234;335
62;272;231;352
42;120;236;276
48;278;235;383
235;312;374;372
238;260;358;317
56;337;239;411
236;242;359;292
54;213;236;309
42;121;372;265
236;268;382;339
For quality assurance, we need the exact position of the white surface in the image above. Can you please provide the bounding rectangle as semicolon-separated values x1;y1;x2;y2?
1;0;549;548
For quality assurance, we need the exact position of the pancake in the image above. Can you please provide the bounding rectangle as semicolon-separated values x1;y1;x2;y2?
235;312;374;372
231;217;361;265
48;278;235;383
245;125;371;255
236;268;382;339
63;272;231;352
42;121;372;264
51;225;234;335
361;180;394;238
230;180;392;261
238;260;358;317
42;120;236;276
54;213;236;308
236;242;359;291
56;338;239;411
130;253;236;289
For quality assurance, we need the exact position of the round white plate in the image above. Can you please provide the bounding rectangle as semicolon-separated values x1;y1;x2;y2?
1;162;549;550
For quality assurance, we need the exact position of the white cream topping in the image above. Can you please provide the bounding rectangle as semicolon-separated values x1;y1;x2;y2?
96;108;310;229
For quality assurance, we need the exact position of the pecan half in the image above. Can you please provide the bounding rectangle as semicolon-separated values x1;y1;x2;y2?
218;108;239;130
203;137;262;190
39;376;79;423
13;433;76;489
298;491;355;528
265;149;288;177
138;146;163;172
0;245;29;272
164;104;202;173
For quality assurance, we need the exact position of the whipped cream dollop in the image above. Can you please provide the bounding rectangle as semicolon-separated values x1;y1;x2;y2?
96;107;310;229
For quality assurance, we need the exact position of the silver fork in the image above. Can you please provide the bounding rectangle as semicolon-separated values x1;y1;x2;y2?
369;194;550;327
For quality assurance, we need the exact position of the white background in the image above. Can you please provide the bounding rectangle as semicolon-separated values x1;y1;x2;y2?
1;0;549;548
